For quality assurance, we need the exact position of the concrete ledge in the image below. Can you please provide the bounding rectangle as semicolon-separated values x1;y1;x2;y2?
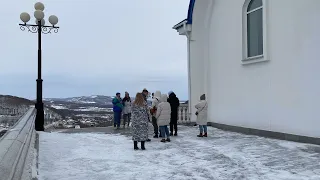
0;108;36;180
208;122;320;145
22;128;38;180
178;121;196;126
185;122;197;126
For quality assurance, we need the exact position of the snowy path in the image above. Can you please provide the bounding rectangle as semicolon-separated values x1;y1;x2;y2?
38;126;320;180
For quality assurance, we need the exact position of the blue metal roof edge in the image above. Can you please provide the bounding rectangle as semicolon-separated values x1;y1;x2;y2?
187;0;195;24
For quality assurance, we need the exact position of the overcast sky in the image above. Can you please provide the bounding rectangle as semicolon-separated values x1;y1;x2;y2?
0;0;189;100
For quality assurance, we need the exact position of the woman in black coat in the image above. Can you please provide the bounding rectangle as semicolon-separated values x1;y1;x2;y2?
167;91;180;136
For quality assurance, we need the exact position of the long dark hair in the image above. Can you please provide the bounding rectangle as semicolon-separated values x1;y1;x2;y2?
123;92;131;102
123;96;131;102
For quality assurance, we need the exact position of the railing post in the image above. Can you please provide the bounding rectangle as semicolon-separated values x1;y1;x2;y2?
178;106;181;124
184;106;188;122
187;102;191;123
178;108;181;124
177;104;189;124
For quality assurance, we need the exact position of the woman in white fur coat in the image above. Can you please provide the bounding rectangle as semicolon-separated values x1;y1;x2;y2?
195;94;208;137
156;94;171;142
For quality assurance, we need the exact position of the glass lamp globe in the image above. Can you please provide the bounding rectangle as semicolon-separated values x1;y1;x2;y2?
48;15;58;25
35;2;45;11
20;12;30;23
34;10;44;20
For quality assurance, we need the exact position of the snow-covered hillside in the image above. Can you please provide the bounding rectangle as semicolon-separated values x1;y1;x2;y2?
44;95;113;106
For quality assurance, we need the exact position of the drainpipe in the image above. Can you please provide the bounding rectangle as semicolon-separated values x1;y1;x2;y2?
186;31;192;122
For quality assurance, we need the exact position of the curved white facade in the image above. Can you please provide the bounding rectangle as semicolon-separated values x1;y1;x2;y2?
176;0;320;138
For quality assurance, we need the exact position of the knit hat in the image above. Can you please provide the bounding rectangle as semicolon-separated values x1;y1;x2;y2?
200;94;206;100
116;92;120;95
168;91;173;95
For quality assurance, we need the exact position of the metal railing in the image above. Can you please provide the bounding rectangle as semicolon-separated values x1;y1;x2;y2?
0;108;36;180
178;104;190;123
96;103;192;127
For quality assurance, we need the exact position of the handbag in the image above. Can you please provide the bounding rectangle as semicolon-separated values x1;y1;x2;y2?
150;106;157;115
195;102;207;116
150;98;159;115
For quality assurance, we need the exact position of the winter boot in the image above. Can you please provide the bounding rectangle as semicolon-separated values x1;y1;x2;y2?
134;141;139;150
197;133;203;137
153;134;158;138
203;132;208;137
166;138;171;142
161;139;166;143
141;141;146;150
174;132;177;136
146;138;151;142
170;132;173;136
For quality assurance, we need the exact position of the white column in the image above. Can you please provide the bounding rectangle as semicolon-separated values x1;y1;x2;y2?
187;32;193;122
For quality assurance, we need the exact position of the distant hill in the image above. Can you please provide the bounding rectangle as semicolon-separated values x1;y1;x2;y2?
44;95;186;108
44;95;114;106
44;95;114;110
43;95;154;109
0;94;62;117
0;95;34;107
43;95;116;118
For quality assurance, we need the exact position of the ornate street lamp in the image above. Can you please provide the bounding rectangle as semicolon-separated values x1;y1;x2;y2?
19;2;59;131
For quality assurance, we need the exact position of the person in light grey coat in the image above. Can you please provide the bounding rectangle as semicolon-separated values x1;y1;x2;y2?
131;93;149;150
195;94;208;137
122;92;132;128
156;94;171;142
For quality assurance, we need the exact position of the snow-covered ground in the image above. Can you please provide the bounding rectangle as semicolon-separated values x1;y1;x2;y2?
74;107;110;112
38;126;320;180
50;105;67;109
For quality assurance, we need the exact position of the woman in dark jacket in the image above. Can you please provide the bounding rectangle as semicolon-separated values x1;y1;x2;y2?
167;91;180;136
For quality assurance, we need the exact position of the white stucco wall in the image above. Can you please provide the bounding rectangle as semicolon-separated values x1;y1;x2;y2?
191;0;320;138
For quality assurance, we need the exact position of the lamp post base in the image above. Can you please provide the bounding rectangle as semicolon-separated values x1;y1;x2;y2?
35;102;44;131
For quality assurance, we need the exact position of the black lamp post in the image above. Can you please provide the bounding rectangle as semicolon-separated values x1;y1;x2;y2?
19;2;59;131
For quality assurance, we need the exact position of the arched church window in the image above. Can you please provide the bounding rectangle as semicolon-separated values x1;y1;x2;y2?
246;0;263;58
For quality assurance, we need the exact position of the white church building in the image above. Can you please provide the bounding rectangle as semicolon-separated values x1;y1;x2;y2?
173;0;320;144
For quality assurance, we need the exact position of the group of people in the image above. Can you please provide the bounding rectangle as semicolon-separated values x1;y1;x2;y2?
112;88;208;150
150;90;180;139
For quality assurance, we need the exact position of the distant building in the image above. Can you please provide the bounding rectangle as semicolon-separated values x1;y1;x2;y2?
0;105;29;115
44;108;62;121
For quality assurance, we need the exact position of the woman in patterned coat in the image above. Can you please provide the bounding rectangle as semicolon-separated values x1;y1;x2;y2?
131;93;149;150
